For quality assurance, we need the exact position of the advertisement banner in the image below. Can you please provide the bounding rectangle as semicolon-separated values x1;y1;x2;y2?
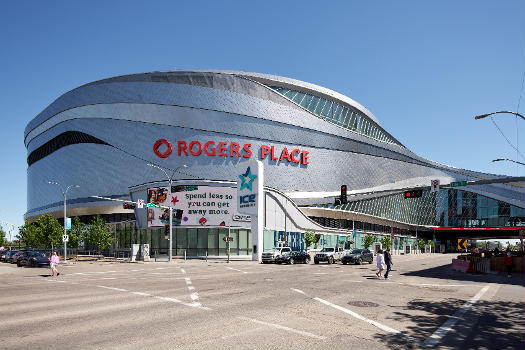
146;185;247;227
236;159;263;216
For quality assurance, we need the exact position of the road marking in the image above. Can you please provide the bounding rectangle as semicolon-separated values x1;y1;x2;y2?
313;272;327;275
422;285;490;348
226;267;248;274
96;285;128;292
290;288;306;295
131;291;151;296
238;316;326;340
180;267;203;306
101;277;116;280
221;326;265;339
313;297;402;334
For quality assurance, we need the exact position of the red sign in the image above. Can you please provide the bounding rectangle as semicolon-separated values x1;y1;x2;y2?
153;139;310;165
153;139;172;158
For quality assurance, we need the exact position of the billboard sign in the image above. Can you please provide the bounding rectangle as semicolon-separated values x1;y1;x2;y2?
146;185;244;227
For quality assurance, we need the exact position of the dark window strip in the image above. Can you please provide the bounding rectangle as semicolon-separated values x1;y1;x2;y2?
27;131;110;166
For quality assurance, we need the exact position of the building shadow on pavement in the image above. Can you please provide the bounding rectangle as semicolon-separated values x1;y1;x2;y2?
374;298;525;350
401;263;525;287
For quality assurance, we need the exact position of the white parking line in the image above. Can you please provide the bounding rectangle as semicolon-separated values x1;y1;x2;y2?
96;285;128;292
238;316;326;340
226;267;248;274
422;285;490;348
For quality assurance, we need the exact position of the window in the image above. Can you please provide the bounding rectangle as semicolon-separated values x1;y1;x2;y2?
267;85;402;147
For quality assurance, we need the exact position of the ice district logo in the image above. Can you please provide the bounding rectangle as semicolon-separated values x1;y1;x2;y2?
238;166;256;192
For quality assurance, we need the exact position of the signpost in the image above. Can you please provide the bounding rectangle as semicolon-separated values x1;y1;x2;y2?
451;181;467;187
237;159;264;262
62;235;69;242
458;238;467;250
430;179;440;193
137;199;144;208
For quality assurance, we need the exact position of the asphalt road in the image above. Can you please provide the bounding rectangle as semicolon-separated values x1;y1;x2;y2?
1;253;523;350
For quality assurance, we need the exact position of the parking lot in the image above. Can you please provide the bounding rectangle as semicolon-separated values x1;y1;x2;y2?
1;253;523;350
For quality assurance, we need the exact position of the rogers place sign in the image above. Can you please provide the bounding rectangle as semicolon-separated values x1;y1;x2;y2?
153;139;310;165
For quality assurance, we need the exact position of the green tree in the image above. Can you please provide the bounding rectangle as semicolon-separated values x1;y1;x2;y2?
18;220;43;248
380;236;391;249
0;226;6;247
68;216;86;249
303;231;316;252
363;234;375;249
417;239;426;251
37;214;64;248
84;215;113;252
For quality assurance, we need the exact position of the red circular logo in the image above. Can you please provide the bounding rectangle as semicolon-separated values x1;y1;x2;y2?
153;139;172;158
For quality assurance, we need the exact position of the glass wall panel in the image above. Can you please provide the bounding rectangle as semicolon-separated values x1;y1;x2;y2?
239;229;249;255
197;228;208;256
218;228;227;256
208;228;218;256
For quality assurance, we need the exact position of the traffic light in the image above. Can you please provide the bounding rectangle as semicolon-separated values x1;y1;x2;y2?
123;202;136;209
340;185;348;204
404;190;423;199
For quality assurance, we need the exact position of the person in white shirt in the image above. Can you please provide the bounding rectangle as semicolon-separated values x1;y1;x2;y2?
376;249;385;278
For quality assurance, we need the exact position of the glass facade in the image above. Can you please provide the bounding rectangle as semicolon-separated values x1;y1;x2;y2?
316;189;525;228
109;224;252;256
268;85;401;147
263;229;418;251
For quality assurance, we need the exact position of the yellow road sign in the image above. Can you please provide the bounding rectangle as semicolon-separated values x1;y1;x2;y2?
458;238;467;250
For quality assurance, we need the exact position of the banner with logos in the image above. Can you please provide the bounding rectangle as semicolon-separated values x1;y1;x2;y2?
146;185;248;227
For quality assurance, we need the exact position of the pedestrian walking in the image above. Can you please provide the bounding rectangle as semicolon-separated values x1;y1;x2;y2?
376;249;385;278
50;251;60;277
384;247;393;279
504;251;514;278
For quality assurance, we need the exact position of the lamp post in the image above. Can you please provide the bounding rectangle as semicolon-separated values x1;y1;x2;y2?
474;111;525;121
475;111;525;175
47;181;80;262
492;158;525;166
147;164;187;263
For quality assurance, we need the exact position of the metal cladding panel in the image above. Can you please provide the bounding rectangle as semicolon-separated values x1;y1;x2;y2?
26;117;496;216
25;71;524;219
25;81;411;160
26;104;423;169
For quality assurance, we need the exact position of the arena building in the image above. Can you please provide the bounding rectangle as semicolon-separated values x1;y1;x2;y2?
24;70;525;257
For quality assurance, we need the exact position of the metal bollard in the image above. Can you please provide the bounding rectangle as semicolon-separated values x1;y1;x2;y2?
184;250;186;262
206;250;208;262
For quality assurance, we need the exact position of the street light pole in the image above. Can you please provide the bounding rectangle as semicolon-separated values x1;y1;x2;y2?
47;181;80;263
492;158;525;166
474;111;525;121
147;164;187;263
475;111;525;175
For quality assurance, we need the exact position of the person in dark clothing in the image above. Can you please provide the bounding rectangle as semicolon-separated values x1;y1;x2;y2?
384;247;393;279
504;251;513;277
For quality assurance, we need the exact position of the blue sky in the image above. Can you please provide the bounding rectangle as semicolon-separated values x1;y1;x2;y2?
1;1;524;236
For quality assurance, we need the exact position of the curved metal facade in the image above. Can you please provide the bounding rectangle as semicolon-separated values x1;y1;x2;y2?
24;70;524;226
